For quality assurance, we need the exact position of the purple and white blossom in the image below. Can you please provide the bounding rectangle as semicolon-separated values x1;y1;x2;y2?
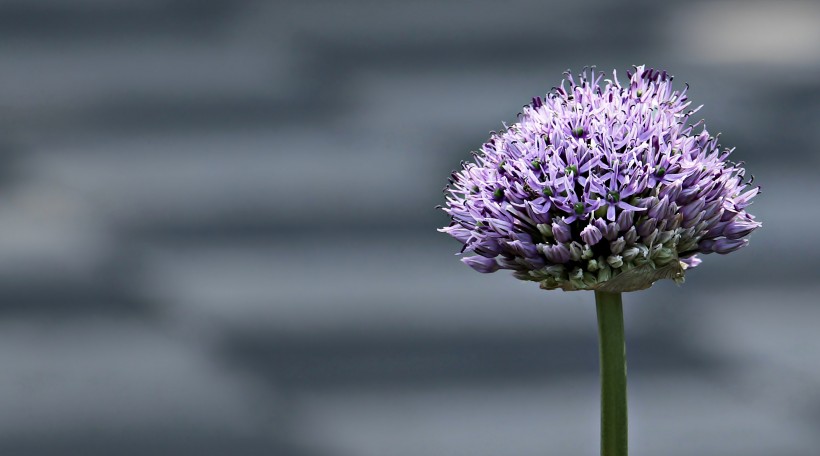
439;66;761;291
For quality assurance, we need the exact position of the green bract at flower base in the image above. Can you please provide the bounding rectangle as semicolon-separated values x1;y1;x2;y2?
539;260;685;292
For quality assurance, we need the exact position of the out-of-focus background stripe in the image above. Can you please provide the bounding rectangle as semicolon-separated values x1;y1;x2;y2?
0;1;818;455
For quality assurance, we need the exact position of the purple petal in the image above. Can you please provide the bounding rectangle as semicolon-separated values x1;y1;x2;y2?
616;201;647;213
723;218;761;240
461;256;500;273
680;255;702;269
712;238;749;254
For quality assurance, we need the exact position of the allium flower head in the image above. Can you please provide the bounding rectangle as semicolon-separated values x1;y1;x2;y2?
439;66;761;292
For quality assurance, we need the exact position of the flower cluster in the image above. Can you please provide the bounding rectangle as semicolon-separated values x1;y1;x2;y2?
439;66;760;292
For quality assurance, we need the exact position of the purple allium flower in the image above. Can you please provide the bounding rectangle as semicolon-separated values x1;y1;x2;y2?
439;66;761;292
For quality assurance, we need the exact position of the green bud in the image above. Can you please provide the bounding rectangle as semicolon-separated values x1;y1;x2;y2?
657;230;674;244
569;242;583;261
624;226;638;244
545;265;566;278
512;271;533;281
569;268;586;289
606;255;624;268
540;277;560;290
622;246;640;261
653;247;676;265
537;224;553;238
597;264;612;283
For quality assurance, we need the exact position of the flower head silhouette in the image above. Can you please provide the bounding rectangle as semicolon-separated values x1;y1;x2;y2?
439;66;760;292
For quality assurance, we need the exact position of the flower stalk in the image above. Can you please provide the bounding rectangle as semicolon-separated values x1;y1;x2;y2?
595;291;627;456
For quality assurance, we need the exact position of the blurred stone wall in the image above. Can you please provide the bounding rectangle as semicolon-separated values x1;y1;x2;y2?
0;1;818;455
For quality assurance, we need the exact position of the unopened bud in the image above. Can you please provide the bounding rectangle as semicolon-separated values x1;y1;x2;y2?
544;243;571;263
622;246;640;261
624;226;638;244
606;255;624;268
653;247;676;265
643;229;659;246
616;210;634;232
637;217;657;237
723;218;760;240
597;264;612;283
648;196;669;220
604;222;619;241
657;229;674;244
537;223;553;238
569;241;584;261
581;224;603;246
552;220;572;243
610;236;626;255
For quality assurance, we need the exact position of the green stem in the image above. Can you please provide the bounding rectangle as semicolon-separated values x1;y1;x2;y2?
595;291;628;456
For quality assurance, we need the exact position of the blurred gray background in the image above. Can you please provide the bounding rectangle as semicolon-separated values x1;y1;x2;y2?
0;0;818;455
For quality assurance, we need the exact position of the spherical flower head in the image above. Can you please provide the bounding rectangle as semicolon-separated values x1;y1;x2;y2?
439;66;761;292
